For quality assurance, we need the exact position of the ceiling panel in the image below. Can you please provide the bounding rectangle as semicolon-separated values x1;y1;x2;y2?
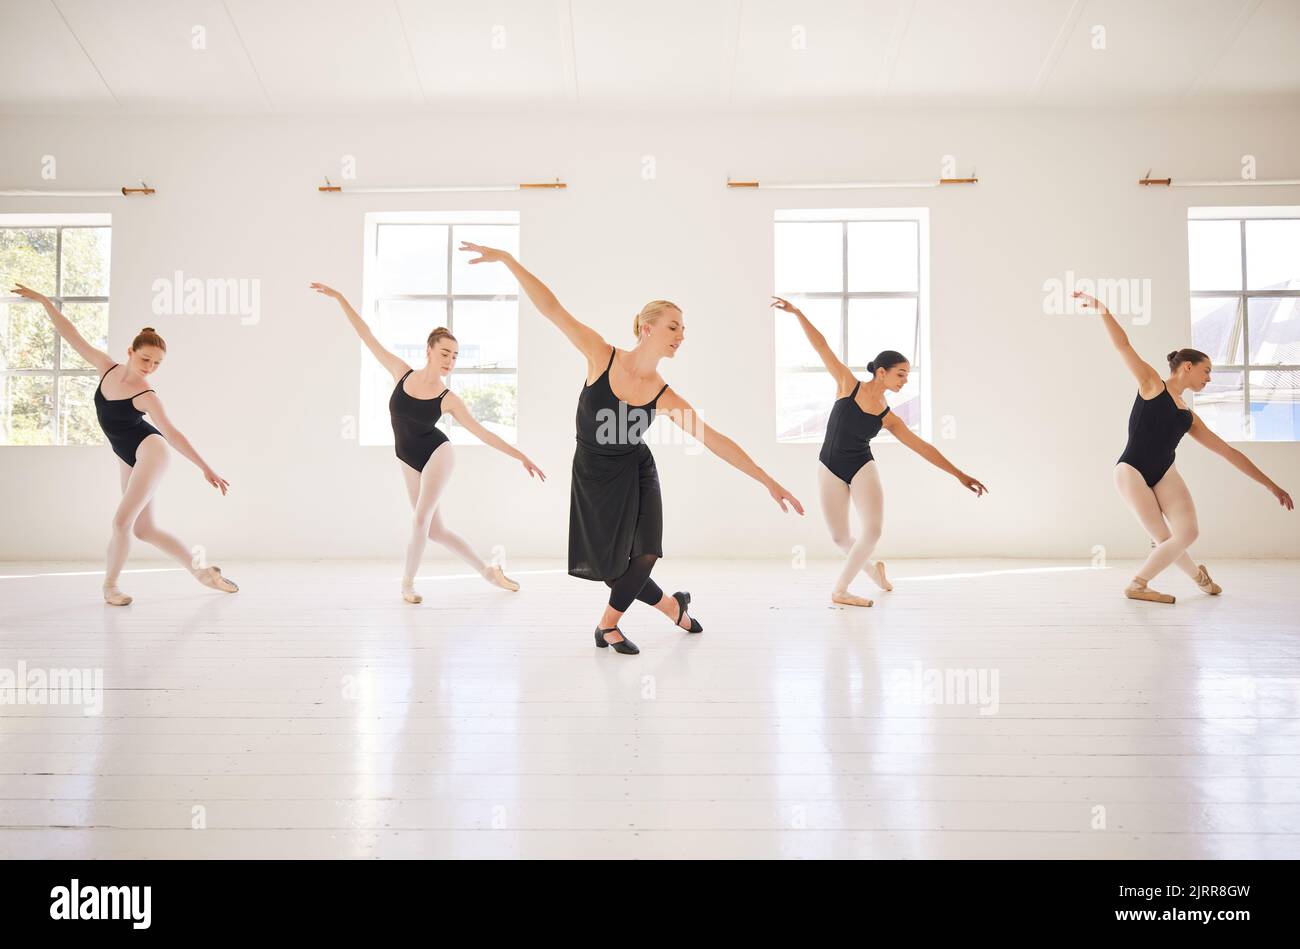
1194;0;1300;96
55;0;267;112
1038;0;1257;103
730;0;903;105
224;0;423;109
0;0;118;112
395;0;569;104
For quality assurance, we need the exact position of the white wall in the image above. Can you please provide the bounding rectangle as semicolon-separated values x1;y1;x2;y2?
2;104;1299;561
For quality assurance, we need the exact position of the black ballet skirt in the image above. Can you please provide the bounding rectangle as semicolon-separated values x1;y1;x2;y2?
568;346;670;582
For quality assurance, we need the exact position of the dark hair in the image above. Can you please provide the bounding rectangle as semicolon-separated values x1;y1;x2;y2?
867;350;908;375
1167;348;1208;372
132;327;165;352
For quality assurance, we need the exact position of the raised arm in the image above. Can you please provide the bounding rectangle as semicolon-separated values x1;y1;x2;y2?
657;387;803;515
770;296;856;392
1187;413;1293;509
11;284;114;374
881;412;988;496
440;392;546;482
310;283;409;381
131;392;230;495
459;243;608;367
1073;290;1162;394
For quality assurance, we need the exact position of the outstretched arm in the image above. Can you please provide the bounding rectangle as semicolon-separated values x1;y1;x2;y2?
770;296;856;393
1073;290;1162;394
441;392;546;482
459;244;608;367
132;392;230;495
11;284;114;374
310;283;409;381
658;387;804;514
882;413;987;496
1188;413;1293;509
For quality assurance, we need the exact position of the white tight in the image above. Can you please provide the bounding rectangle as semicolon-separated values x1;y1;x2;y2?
1114;463;1201;582
106;435;198;584
400;445;487;581
818;460;884;594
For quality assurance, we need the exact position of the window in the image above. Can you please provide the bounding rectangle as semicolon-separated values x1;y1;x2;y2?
0;214;112;446
774;209;929;442
1188;208;1300;441
361;211;520;447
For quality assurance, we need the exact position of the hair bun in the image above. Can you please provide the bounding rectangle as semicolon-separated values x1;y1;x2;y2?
141;327;156;334
867;361;876;373
1166;350;1178;362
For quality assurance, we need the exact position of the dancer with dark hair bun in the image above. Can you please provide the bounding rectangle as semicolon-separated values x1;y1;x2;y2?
312;283;542;604
462;243;804;655
12;284;240;605
773;296;987;607
1077;290;1292;603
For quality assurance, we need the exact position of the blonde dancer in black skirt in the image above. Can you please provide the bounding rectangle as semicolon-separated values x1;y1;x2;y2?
461;242;804;655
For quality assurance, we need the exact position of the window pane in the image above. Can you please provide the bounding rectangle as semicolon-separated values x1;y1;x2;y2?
1246;297;1300;366
1249;369;1299;441
1194;369;1245;440
847;221;918;292
776;371;838;442
3;373;54;445
446;371;516;445
60;302;109;370
59;374;102;445
1;301;55;370
1245;220;1300;291
774;297;840;369
376;224;448;296
451;299;517;369
847;298;917;367
0;228;57;295
60;227;111;297
775;223;841;293
1188;220;1241;291
377;299;448;366
450;225;519;294
1190;296;1241;364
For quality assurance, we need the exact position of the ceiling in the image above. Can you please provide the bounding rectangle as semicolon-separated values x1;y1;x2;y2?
2;0;1298;114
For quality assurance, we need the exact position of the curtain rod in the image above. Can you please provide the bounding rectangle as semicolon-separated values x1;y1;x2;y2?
727;177;977;190
319;178;565;194
0;182;154;197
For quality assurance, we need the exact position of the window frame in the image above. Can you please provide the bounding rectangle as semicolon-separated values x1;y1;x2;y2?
360;210;521;448
0;213;112;447
774;207;931;443
1188;207;1300;442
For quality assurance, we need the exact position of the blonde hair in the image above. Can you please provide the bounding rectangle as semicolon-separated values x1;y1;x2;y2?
632;300;680;340
427;326;457;349
132;327;166;352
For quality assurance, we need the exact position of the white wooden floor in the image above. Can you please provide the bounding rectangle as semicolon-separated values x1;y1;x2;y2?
1;558;1297;859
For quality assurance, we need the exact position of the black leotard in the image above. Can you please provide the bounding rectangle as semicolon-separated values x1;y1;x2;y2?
389;369;450;472
819;379;890;485
1116;382;1192;488
94;364;163;467
568;345;669;582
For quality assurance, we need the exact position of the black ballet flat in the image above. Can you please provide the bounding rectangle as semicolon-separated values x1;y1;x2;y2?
594;626;640;655
672;591;703;634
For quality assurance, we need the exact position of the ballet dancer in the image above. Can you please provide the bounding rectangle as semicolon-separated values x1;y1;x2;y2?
12;284;239;605
311;283;542;603
772;296;987;607
461;243;804;655
1076;290;1292;603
